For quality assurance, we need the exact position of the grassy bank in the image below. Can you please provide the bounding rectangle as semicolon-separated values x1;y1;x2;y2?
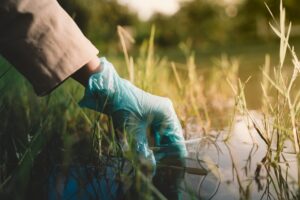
1;1;300;199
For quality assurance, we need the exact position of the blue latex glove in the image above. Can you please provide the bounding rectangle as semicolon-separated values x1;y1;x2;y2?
79;57;187;166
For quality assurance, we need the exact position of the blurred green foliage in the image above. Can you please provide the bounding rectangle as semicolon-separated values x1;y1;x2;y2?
150;0;300;49
58;0;300;51
58;0;138;52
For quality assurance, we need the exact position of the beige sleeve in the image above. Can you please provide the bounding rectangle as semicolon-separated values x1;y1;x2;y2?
0;0;99;96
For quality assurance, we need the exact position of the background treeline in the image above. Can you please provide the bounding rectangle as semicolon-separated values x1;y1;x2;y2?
58;0;300;52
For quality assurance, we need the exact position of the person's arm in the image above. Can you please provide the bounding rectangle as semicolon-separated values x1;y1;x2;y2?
0;0;187;165
0;0;99;95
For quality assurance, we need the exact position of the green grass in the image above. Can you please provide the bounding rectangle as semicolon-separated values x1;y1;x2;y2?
1;1;300;199
0;29;237;199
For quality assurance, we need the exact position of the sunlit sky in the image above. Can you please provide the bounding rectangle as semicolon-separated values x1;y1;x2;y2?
118;0;181;21
118;0;241;20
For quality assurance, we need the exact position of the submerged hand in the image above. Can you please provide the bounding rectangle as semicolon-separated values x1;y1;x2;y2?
79;57;187;165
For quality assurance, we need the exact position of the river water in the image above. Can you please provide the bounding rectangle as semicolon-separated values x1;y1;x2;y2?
182;111;299;199
48;111;299;200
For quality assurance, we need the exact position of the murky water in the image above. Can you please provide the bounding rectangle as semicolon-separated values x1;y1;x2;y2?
48;112;299;200
181;111;299;200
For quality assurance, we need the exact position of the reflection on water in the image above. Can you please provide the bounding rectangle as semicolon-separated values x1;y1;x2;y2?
153;156;186;199
183;111;300;199
48;111;300;200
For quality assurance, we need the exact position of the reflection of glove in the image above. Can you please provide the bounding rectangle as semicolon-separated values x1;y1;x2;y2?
79;57;187;165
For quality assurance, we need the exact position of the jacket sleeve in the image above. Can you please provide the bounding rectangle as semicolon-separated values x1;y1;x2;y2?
0;0;99;96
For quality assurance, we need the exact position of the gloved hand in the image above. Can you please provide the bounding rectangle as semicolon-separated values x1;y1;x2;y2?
79;57;187;166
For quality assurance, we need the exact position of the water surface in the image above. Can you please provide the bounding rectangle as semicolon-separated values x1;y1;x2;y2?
181;112;299;199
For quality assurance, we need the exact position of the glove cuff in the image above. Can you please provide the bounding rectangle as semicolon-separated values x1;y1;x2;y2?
79;57;119;114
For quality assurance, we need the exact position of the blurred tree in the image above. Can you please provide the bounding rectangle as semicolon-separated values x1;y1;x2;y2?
58;0;139;51
237;0;300;40
147;0;300;49
147;0;239;48
56;0;300;50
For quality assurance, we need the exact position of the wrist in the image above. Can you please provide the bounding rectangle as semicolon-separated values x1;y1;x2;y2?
72;56;102;86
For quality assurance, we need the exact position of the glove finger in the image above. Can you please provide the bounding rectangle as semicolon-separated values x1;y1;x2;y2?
111;110;155;165
149;97;187;160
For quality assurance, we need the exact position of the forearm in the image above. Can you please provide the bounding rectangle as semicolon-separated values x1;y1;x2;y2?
0;0;99;96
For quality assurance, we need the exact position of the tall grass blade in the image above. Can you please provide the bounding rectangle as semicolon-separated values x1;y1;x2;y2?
171;62;183;90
